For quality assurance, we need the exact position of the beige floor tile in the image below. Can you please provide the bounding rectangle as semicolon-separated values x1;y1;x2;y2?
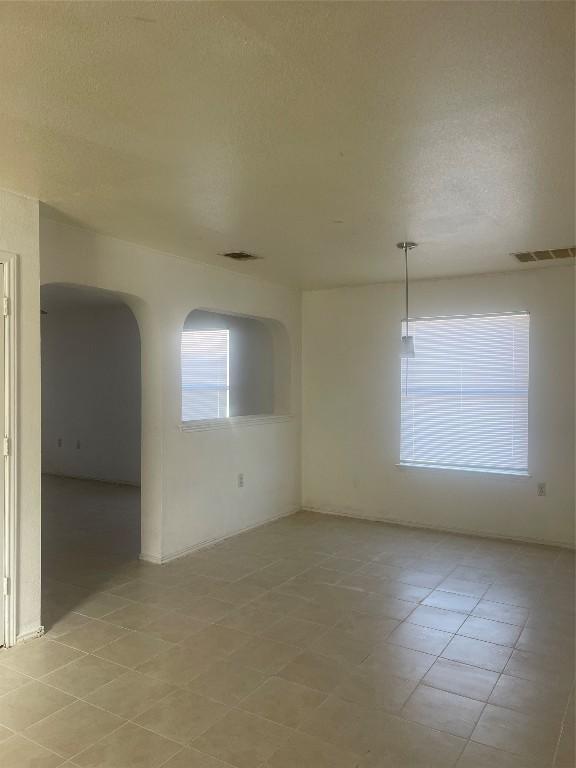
73;592;131;620
143;612;207;644
109;580;172;606
504;649;574;688
406;605;467;633
261;616;327;648
249;590;310;615
472;600;529;627
137;646;219;686
55;620;128;653
364;643;437;681
456;741;543;767
0;680;75;731
208;581;267;606
44;612;92;639
375;578;433;603
0;735;64;768
471;704;560;762
287;598;343;626
516;625;575;659
229;637;300;674
180;597;236;623
555;715;575;768
135;690;228;745
268;730;360;768
86;670;175;719
423;590;480;613
217;605;282;634
41;654;126;698
387;621;454;655
277;650;345;692
0;665;30;696
0;725;13;742
323;556;365;574
401;684;485;738
188;659;268;705
334;666;417;713
240;675;326;727
24;700;123;759
181;625;253;657
94;631;173;668
191;709;291;768
0;639;84;678
442;635;512;673
355;593;417;621
101;602;168;631
160;748;234;767
438;578;490;599
488;673;569;720
72;722;181;768
301;694;390;756
458;616;522;646
333;612;400;644
310;626;373;664
358;715;466;767
39;480;576;768
423;658;498;701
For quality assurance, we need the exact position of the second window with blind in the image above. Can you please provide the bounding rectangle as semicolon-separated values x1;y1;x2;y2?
399;312;530;475
181;310;277;422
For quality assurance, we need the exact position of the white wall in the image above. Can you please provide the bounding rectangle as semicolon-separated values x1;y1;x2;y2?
41;301;141;484
302;267;575;547
40;218;301;563
0;189;41;640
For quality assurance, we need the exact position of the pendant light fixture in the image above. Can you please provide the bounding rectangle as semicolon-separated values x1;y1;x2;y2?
397;241;418;358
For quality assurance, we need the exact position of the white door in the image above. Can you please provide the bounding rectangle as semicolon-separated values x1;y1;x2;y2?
0;265;5;645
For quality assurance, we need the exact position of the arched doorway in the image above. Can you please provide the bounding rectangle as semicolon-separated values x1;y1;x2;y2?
40;283;142;634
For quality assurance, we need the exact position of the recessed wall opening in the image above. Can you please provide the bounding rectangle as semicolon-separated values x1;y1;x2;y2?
40;283;142;633
181;309;290;423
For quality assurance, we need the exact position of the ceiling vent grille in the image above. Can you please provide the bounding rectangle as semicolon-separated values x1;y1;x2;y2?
222;251;262;261
513;247;575;263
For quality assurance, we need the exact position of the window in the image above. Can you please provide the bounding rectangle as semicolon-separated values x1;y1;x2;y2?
400;312;529;475
180;309;291;424
181;329;229;421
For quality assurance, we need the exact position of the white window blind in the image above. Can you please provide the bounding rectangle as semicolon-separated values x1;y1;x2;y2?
400;312;529;474
181;329;229;421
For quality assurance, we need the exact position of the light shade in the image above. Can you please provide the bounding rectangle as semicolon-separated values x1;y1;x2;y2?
400;335;415;358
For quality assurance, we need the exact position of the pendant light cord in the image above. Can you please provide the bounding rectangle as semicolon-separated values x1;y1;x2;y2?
404;243;409;337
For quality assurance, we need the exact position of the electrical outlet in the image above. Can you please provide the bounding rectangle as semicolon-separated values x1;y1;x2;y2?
237;473;244;488
57;437;63;448
76;440;81;450
537;482;546;497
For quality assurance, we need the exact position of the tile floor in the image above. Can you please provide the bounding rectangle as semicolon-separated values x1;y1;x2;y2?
0;476;574;767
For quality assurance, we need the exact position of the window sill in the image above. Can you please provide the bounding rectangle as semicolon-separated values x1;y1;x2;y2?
180;414;293;432
396;463;531;478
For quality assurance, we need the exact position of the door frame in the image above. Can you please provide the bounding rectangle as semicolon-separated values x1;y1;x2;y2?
1;251;17;647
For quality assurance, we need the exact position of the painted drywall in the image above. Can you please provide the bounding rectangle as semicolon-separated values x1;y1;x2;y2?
40;217;301;562
0;189;41;640
302;266;575;547
183;310;274;418
41;300;141;484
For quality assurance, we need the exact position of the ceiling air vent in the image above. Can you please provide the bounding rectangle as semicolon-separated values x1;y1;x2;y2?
222;251;262;261
513;247;575;263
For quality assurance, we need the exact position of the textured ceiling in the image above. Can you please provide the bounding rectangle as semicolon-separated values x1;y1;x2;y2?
1;1;574;287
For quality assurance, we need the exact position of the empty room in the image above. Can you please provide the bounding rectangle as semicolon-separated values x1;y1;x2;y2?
0;2;574;767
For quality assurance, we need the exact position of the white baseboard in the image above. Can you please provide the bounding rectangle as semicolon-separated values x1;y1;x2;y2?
140;507;299;565
42;472;140;488
302;504;575;550
16;625;45;644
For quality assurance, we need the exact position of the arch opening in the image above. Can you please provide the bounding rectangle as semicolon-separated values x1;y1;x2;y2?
40;283;142;632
